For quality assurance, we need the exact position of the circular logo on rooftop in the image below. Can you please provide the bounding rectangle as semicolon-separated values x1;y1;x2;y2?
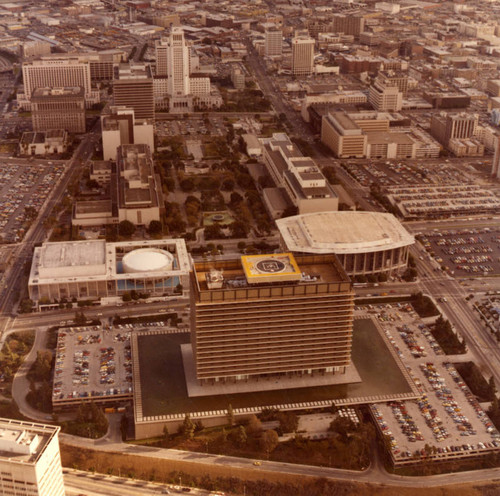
255;259;286;273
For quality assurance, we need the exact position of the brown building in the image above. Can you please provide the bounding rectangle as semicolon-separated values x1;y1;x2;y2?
423;92;471;109
31;86;86;133
430;112;478;146
190;253;354;385
113;63;154;120
339;55;382;74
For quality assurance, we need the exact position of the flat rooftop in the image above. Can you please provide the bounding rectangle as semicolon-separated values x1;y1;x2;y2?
367;132;415;145
277;212;414;255
40;240;106;269
133;318;418;422
331;111;359;131
74;200;112;215
0;418;59;465
193;253;350;297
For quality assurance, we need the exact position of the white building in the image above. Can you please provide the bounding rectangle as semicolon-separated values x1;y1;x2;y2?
291;34;315;77
369;81;403;112
28;238;191;302
116;144;162;226
166;27;191;98
101;106;154;161
19;130;68;156
19;56;99;109
154;27;215;112
277;211;414;277
73;143;162;228
0;418;65;496
260;133;338;217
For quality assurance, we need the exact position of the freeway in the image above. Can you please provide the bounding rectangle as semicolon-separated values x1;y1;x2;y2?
59;433;500;489
64;468;209;496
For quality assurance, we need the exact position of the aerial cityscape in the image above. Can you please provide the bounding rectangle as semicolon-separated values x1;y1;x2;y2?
0;0;500;495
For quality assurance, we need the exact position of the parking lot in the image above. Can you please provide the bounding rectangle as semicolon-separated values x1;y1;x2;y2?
53;326;132;405
0;162;64;242
385;185;500;219
357;304;500;464
418;226;500;276
342;161;470;188
473;294;500;337
156;116;225;139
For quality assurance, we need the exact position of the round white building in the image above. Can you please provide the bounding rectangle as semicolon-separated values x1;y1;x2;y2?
276;211;414;277
122;248;174;273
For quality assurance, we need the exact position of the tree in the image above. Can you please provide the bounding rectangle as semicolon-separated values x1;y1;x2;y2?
278;412;298;434
19;299;34;313
74;311;87;325
489;377;497;401
122;292;132;302
30;350;52;382
221;178;235;191
162;425;169;441
246;414;262;436
221;427;228;444
118;220;135;237
237;425;247;446
229;192;243;205
86;179;100;190
227;404;234;426
229;220;248;238
182;414;195;439
180;178;195;192
147;220;162;235
402;267;417;282
204;224;223;240
329;416;356;442
260;429;279;457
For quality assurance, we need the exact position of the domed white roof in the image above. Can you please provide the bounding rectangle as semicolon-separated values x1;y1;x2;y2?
276;212;414;255
122;248;174;273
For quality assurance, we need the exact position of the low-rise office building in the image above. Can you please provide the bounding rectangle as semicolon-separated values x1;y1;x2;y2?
260;133;338;217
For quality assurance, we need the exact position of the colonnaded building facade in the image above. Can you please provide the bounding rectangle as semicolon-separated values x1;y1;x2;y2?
276;211;415;277
28;238;190;303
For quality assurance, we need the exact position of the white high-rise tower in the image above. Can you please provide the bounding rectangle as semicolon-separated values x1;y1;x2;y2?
167;27;190;97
